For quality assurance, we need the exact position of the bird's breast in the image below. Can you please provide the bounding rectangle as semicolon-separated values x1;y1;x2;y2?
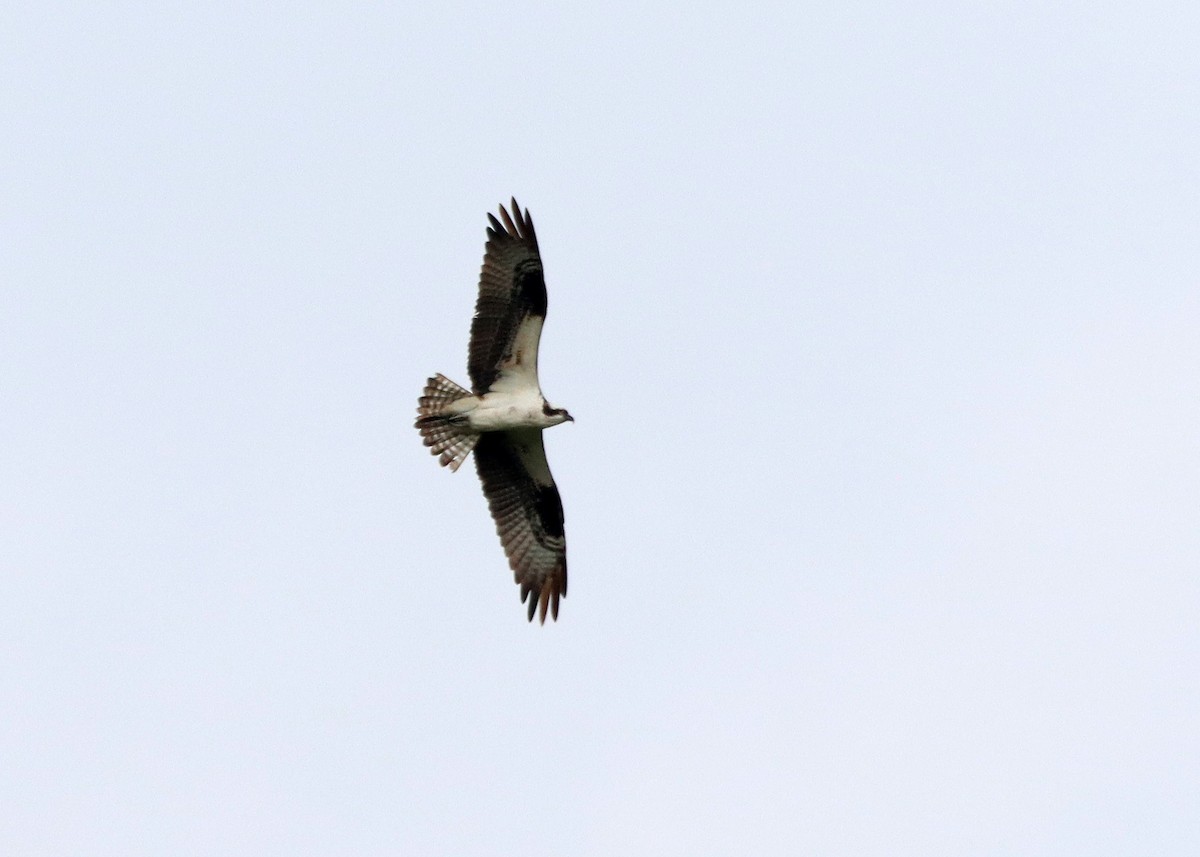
466;391;553;431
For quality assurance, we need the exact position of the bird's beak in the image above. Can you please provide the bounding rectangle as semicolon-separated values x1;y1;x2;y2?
566;414;575;422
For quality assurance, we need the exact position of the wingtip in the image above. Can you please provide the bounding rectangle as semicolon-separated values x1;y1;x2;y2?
509;197;533;234
521;580;562;624
497;200;519;237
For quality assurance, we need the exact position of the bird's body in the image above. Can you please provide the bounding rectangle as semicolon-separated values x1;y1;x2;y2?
414;199;573;623
438;384;569;434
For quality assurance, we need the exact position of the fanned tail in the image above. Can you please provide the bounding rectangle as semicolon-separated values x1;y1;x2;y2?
415;374;479;472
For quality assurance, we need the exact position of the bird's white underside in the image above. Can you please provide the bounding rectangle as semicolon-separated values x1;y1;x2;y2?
444;314;568;442
446;386;559;433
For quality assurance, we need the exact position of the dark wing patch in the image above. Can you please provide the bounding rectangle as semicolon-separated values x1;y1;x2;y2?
468;198;547;393
473;429;567;623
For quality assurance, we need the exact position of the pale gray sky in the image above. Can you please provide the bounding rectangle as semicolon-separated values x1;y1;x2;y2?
3;2;1198;854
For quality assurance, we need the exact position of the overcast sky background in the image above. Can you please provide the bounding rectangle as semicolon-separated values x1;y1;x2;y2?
4;2;1199;854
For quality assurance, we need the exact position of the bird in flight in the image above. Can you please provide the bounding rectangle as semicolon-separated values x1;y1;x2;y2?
415;199;573;622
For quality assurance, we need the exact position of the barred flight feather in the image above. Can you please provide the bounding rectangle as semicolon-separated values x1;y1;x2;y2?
414;374;478;472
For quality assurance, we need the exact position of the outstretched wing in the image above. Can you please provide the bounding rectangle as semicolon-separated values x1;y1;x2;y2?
473;429;567;623
468;198;547;394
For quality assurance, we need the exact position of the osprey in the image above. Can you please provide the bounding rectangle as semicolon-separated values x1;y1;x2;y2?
415;199;573;623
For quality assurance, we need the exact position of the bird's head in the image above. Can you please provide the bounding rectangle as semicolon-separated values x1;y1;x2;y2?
542;402;574;426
